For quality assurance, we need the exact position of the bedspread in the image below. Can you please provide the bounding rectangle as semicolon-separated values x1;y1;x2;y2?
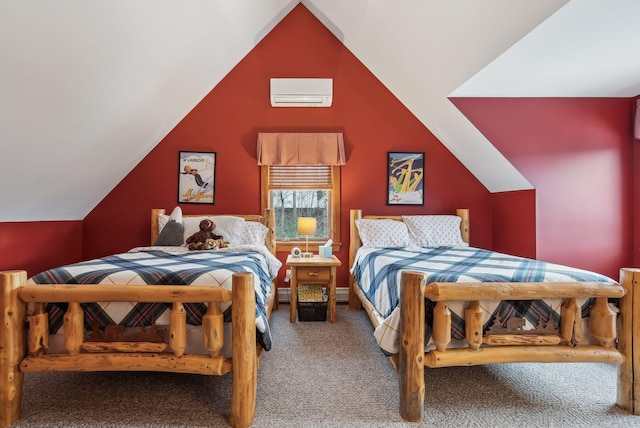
350;246;616;355
29;245;281;350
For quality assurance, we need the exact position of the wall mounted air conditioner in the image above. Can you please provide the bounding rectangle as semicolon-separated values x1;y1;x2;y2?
270;78;333;107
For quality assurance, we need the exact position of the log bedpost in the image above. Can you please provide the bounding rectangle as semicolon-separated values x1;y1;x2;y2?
150;208;165;244
229;273;257;428
263;208;276;257
588;297;617;348
169;302;187;357
63;302;84;356
349;209;363;310
399;271;426;422
464;301;483;350
560;298;576;345
0;270;27;428
432;301;451;352
27;302;49;356
262;208;278;311
456;208;470;244
202;303;223;357
617;268;640;414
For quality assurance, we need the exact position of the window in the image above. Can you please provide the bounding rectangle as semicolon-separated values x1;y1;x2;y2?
257;132;345;253
261;165;340;252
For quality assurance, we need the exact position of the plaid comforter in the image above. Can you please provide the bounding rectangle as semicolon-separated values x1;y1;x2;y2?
350;246;616;355
29;245;281;351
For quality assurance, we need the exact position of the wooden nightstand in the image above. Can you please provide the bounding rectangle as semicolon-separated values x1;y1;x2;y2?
286;255;342;323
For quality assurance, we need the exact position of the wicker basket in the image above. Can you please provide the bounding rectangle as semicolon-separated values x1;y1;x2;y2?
297;285;327;322
297;300;328;322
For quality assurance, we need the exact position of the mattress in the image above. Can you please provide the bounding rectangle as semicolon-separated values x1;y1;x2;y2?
29;244;282;352
350;245;616;355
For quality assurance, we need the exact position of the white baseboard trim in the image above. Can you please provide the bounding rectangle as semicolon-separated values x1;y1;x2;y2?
278;286;349;303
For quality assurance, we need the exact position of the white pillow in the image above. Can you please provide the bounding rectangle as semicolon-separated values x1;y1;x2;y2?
158;214;168;232
238;221;269;246
183;215;246;245
401;215;434;246
402;215;467;247
158;214;169;233
355;219;413;248
158;206;182;229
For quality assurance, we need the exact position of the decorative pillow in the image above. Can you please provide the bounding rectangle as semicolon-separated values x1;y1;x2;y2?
402;215;467;247
183;215;246;245
355;219;413;248
158;214;170;233
238;221;269;246
154;207;184;246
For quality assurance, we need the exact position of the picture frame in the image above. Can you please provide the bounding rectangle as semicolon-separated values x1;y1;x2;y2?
178;151;216;204
387;151;424;205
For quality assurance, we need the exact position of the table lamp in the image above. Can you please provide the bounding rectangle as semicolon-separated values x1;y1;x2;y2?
297;217;317;257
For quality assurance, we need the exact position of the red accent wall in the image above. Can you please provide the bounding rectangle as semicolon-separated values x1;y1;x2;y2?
490;190;536;259
83;4;492;288
635;138;640;267
453;97;634;278
635;96;640;267
0;221;83;277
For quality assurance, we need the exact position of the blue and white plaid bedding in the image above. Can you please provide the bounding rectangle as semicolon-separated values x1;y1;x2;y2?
29;245;281;351
350;246;616;355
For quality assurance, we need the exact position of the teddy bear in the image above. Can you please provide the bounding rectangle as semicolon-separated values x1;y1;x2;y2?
185;219;224;251
202;237;229;250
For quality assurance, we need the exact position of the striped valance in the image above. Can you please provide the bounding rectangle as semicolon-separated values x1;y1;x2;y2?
257;133;345;166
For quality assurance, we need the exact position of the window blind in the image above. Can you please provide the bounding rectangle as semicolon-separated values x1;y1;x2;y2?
267;165;332;189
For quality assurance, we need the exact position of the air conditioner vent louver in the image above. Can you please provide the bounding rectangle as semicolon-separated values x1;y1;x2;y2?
270;78;332;107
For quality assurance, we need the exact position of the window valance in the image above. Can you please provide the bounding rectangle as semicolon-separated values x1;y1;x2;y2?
257;133;345;166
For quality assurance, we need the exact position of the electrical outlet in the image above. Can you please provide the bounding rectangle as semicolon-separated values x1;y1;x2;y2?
284;269;291;282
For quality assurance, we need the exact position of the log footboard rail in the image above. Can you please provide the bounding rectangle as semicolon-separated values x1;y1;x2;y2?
399;269;640;422
0;270;260;428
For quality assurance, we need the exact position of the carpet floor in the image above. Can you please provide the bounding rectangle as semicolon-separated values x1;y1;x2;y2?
11;304;638;427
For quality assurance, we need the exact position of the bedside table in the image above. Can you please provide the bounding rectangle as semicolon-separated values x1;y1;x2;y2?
286;255;342;323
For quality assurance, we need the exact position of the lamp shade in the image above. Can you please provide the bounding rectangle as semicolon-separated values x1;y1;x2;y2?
297;217;317;236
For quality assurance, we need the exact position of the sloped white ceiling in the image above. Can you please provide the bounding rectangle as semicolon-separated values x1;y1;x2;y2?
0;0;296;221
1;0;638;222
452;0;640;97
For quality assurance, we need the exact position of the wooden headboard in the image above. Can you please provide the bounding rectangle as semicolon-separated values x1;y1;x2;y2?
348;208;469;267
150;208;277;256
347;208;469;308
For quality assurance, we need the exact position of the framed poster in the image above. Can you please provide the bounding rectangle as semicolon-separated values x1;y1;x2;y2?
387;151;424;205
178;151;215;204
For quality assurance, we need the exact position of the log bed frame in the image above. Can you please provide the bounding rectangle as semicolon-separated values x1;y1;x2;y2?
348;208;640;422
0;208;278;428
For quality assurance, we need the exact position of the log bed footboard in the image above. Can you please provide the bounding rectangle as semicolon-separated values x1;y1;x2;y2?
0;270;266;428
398;267;638;422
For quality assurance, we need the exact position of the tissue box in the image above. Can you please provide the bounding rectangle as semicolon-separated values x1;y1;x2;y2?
318;245;332;258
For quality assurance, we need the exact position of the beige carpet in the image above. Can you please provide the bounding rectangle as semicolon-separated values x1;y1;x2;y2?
11;304;638;427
